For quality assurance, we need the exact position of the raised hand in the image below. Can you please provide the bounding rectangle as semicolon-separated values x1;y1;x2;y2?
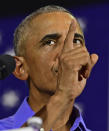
43;20;99;131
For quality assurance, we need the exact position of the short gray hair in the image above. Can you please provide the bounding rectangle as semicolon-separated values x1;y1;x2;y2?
13;5;73;56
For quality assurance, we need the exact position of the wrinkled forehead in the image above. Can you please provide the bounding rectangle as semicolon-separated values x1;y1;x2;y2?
31;12;75;25
30;12;83;36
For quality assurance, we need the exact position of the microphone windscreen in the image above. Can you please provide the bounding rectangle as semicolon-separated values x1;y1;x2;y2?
0;55;16;80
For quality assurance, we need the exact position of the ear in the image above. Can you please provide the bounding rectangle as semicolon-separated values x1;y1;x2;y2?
13;56;29;80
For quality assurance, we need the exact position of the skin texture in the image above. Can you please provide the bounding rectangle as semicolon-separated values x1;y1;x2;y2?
13;12;98;131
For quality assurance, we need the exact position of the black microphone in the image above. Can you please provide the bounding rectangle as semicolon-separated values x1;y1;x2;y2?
0;55;16;80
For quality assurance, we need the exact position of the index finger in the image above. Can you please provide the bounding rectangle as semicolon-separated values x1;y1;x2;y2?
62;20;76;53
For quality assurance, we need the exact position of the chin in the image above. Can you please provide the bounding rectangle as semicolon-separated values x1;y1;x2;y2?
45;86;56;96
38;83;56;96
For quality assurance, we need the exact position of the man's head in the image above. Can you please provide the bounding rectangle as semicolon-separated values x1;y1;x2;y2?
13;5;85;94
14;5;73;56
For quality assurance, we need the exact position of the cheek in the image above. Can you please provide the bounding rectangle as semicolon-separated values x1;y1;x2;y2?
26;50;52;77
25;43;58;76
27;53;57;90
25;47;58;91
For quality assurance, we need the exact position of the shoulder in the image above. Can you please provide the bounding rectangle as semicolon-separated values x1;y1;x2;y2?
0;97;35;130
0;115;15;130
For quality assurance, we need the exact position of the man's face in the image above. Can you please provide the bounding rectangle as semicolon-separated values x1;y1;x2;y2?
24;12;85;94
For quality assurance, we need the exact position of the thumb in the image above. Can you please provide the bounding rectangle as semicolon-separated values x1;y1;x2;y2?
86;53;99;78
90;53;99;68
80;53;99;79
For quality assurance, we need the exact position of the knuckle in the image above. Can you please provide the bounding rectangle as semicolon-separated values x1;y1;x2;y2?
83;55;90;64
62;57;73;69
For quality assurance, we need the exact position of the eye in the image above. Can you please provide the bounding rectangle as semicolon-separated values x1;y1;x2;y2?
73;39;83;46
43;39;56;46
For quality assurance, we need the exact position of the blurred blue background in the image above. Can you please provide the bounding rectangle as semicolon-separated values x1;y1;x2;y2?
0;1;108;131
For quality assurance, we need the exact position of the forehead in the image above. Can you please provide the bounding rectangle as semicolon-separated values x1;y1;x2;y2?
30;12;82;36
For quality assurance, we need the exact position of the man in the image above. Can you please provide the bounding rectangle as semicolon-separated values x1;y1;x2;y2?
0;5;98;131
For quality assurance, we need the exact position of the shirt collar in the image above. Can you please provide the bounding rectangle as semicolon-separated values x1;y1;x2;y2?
14;97;89;130
70;105;90;131
14;96;35;128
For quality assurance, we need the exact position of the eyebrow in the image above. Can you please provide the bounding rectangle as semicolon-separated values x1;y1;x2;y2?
74;33;84;41
40;33;61;43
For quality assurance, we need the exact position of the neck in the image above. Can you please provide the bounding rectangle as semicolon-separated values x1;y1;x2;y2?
28;82;75;130
28;82;51;113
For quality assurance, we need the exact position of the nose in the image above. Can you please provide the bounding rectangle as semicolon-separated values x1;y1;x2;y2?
52;44;63;74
